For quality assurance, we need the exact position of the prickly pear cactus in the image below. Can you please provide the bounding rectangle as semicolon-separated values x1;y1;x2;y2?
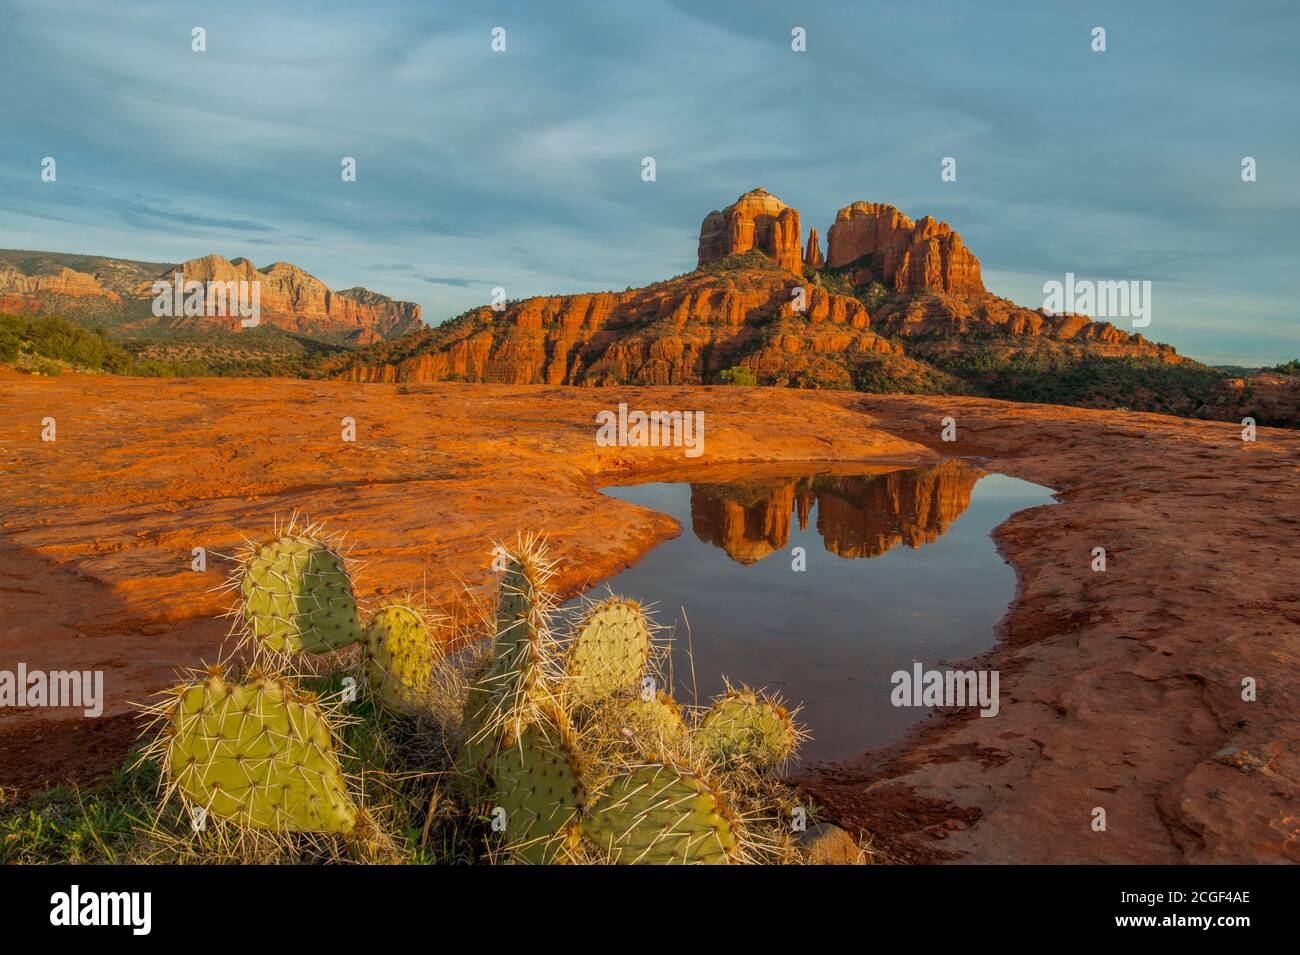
461;548;557;772
160;669;356;833
238;533;364;655
364;604;438;713
616;692;687;749
486;714;586;864
582;763;740;864
566;598;651;703
695;687;798;771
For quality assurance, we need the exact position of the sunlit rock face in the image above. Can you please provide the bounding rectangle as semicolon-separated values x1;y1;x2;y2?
697;188;804;276
825;201;984;294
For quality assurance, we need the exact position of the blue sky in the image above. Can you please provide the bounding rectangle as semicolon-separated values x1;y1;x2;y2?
1;0;1296;365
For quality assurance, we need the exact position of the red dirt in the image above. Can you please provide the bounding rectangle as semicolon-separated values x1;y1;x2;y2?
1;370;1296;863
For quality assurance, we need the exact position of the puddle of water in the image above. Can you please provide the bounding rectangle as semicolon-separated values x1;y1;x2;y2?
567;461;1055;764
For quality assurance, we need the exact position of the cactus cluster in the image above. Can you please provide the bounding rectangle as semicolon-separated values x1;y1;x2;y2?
459;539;805;863
233;523;440;718
695;685;800;771
147;523;815;864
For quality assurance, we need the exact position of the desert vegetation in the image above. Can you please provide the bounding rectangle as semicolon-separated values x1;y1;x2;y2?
2;522;866;865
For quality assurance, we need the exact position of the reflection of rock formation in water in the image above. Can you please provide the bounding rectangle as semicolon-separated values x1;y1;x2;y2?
812;461;981;557
689;461;981;564
690;480;796;564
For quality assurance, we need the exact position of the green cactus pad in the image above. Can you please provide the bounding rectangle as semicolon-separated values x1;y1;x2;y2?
364;604;439;713
487;717;586;864
239;534;364;655
582;763;739;864
694;687;798;771
461;553;555;770
164;671;356;833
566;598;651;703
618;692;687;747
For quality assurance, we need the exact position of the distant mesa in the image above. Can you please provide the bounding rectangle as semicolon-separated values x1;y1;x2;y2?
689;462;982;565
0;249;420;345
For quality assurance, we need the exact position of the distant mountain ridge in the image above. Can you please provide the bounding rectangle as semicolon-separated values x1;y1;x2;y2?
0;249;422;345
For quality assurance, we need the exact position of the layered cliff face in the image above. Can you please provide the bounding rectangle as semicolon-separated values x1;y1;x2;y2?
697;189;803;275
687;462;981;564
336;186;1185;392
139;255;423;343
337;263;908;387
826;201;984;294
0;265;119;301
869;289;1182;361
0;250;420;345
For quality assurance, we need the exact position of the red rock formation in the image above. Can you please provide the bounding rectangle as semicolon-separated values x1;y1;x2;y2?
826;201;984;294
338;190;1184;388
0;266;119;301
0;251;419;344
697;188;803;275
338;268;900;386
869;289;1184;362
691;480;797;564
141;255;422;342
813;463;980;558
1199;372;1300;428
805;227;825;271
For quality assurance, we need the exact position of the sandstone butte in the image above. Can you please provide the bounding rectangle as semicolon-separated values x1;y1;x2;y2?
0;252;421;344
2;370;1296;866
337;187;1182;388
825;200;985;294
698;187;805;274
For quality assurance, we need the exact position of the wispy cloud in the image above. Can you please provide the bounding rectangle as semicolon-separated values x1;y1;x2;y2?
0;0;1296;363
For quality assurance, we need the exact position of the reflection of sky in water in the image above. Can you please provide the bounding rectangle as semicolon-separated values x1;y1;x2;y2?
566;465;1055;764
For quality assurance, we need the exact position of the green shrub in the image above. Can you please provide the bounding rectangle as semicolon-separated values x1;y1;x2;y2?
717;365;757;386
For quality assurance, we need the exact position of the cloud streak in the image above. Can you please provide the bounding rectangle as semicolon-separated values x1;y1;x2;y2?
0;0;1297;365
